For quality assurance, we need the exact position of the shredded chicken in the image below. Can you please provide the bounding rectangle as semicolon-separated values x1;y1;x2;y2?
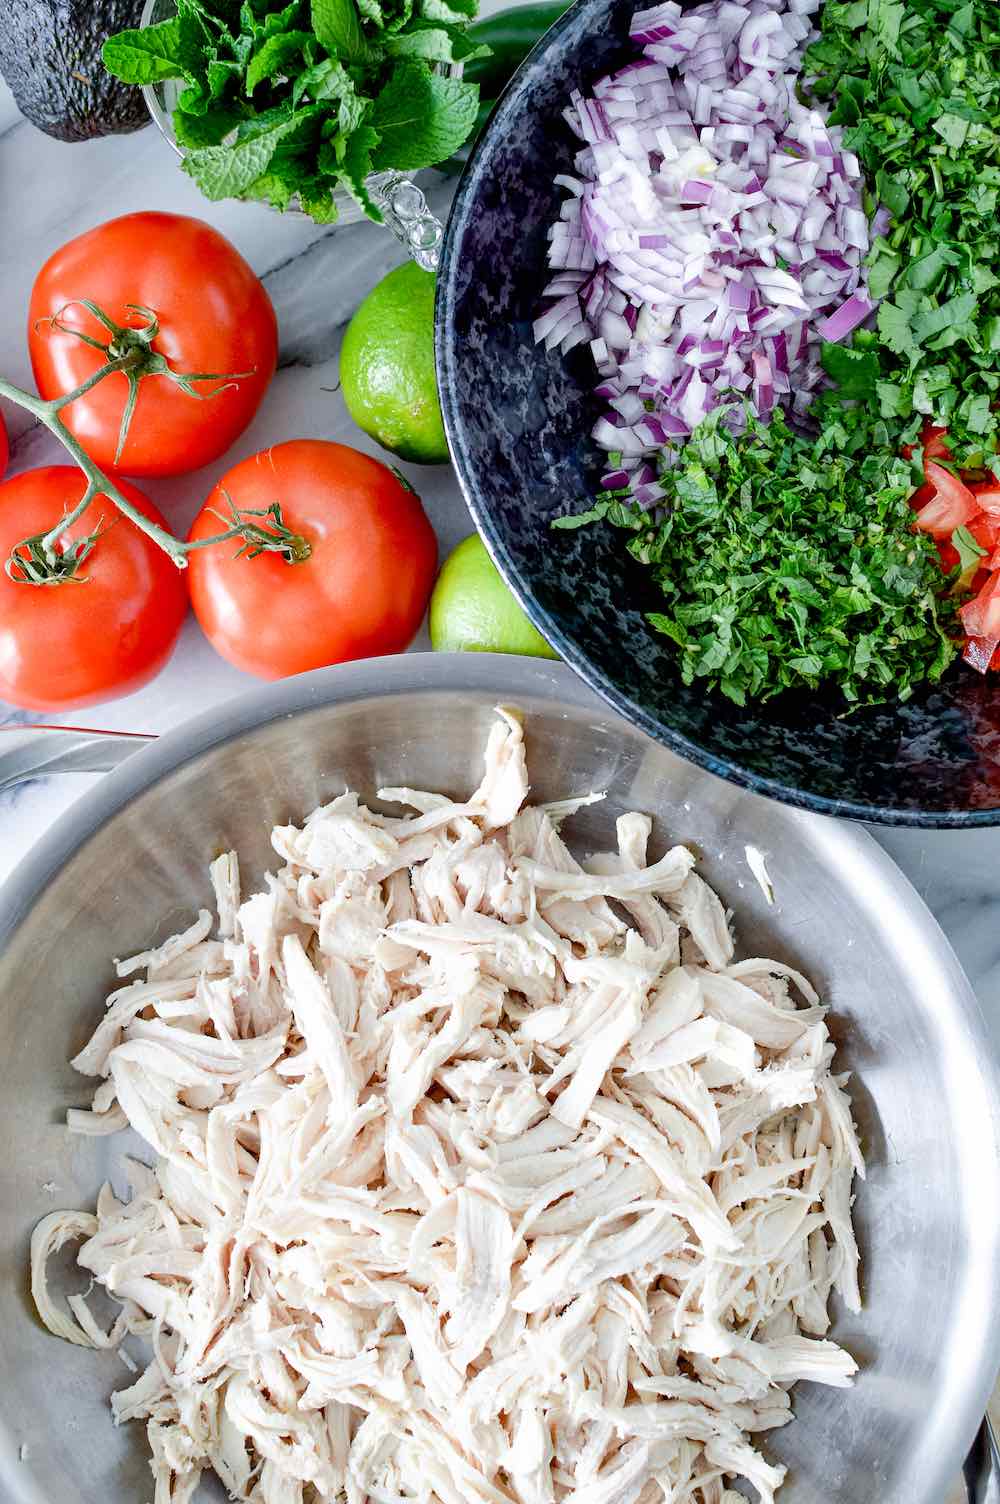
32;710;862;1504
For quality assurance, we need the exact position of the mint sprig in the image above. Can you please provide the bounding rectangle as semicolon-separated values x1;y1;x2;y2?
103;0;482;223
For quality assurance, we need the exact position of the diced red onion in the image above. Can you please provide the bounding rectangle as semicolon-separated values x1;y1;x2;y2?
816;292;874;343
537;0;874;504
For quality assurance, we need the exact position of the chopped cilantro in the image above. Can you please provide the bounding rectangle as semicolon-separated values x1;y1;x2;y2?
804;0;1000;466
559;405;958;707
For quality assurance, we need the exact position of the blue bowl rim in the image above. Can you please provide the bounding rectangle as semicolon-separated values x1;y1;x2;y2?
435;0;1000;831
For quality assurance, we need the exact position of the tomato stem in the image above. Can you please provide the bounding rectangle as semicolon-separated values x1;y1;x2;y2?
203;495;313;564
41;301;255;464
0;334;279;583
0;370;192;573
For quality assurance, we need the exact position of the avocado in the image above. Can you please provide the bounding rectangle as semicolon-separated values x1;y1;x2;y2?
0;0;150;141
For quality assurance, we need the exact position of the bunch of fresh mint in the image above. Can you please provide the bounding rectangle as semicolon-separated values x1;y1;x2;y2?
104;0;486;222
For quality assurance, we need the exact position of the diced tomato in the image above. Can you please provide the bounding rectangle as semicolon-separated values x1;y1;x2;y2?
967;515;1000;552
992;645;1000;671
937;541;961;572
960;572;1000;638
908;481;936;512
970;482;1000;517
915;493;979;539
923;426;952;461
963;636;1000;674
902;424;952;462
925;459;976;505
914;461;980;538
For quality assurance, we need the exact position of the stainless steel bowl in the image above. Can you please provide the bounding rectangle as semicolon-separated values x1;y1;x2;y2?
0;654;998;1503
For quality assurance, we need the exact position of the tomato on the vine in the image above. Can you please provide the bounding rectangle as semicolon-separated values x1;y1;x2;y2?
187;440;437;679
0;466;188;710
28;212;277;478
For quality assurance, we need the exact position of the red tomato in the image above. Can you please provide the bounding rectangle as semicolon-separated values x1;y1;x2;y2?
0;466;188;710
960;572;1000;641
914;461;979;538
28;213;277;478
967;515;1000;552
187;441;437;679
908;482;936;512
971;482;1000;517
902;424;952;462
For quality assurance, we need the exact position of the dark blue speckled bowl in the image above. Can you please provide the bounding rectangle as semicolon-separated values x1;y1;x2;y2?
435;0;1000;827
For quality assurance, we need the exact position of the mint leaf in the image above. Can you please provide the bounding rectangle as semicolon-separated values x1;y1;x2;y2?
335;124;381;216
299;182;341;222
207;55;243;98
384;19;489;62
244;167;306;211
384;0;415;30
370;59;478;170
293;56;355;104
102;19;198;83
246;31;312;92
173;104;244;146
184;110;314;197
312;0;371;61
420;0;477;20
106;0;491;229
258;1;306;41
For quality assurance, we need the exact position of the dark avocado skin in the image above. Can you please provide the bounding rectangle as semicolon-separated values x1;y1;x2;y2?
0;0;149;141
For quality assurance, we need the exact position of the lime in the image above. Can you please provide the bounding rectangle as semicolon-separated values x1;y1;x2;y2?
340;262;449;466
430;535;559;658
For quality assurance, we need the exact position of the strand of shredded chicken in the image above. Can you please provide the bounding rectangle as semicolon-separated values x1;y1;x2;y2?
32;710;862;1504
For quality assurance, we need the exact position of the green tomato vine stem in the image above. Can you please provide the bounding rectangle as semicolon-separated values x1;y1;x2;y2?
0;303;310;584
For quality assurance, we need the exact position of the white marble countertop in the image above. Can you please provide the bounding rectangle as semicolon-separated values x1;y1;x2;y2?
0;62;996;1504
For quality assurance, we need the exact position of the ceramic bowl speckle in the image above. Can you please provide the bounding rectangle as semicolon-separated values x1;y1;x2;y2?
435;0;1000;827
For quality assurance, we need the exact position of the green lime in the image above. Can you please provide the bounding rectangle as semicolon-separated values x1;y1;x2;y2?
430;535;559;658
340;262;449;466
